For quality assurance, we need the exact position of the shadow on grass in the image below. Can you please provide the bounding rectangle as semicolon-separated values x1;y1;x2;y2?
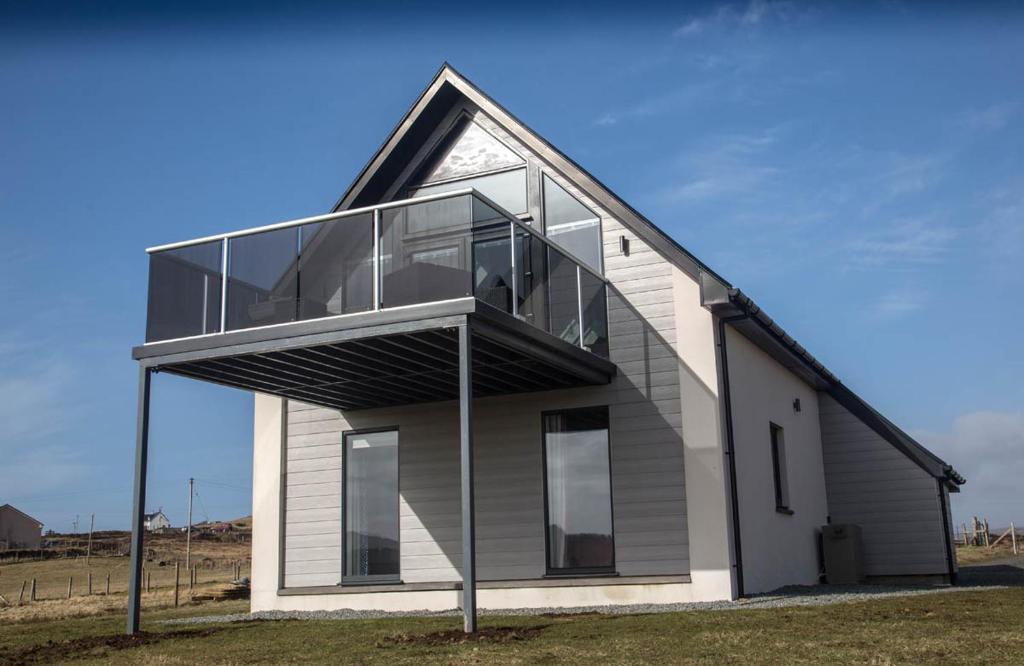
1;626;232;666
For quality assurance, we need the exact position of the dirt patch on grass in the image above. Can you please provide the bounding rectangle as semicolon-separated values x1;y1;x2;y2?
380;625;548;647
1;627;224;665
540;610;602;619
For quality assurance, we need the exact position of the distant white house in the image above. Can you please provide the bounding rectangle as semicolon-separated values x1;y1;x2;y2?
0;504;44;549
143;509;171;531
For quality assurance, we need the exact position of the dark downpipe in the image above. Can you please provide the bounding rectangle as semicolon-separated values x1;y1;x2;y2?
937;480;958;585
717;315;749;598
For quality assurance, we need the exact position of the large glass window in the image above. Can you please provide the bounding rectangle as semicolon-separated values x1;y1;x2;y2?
146;240;223;342
413;169;527;216
344;429;400;582
379;196;474;308
543;407;614;573
543;174;603;273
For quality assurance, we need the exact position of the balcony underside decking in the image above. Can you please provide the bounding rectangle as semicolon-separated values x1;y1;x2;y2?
132;298;616;411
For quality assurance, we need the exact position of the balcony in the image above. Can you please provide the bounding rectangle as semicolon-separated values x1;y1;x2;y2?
133;190;615;410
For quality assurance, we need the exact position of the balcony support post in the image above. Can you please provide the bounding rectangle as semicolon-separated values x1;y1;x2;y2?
127;365;152;635
458;321;477;633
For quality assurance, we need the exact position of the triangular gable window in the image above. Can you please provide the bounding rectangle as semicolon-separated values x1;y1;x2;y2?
416;116;524;184
408;116;528;215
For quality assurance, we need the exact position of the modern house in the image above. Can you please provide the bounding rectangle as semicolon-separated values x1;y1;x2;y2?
127;64;963;633
0;504;44;550
143;509;171;532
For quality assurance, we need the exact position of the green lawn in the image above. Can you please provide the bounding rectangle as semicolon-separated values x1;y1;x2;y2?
3;589;1024;665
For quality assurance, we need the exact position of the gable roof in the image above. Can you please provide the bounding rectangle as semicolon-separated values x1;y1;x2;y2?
0;504;43;527
331;63;963;490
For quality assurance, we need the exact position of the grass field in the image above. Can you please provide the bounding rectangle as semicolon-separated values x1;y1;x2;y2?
2;587;1024;664
0;526;251;624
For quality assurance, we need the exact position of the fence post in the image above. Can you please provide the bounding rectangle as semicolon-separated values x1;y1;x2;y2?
174;562;180;608
67;576;73;599
88;572;93;595
106;573;111;595
1012;522;1018;555
147;571;151;593
19;581;26;604
30;578;36;602
984;519;991;547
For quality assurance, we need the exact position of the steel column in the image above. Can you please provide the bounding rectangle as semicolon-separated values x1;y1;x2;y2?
458;323;477;633
127;366;152;634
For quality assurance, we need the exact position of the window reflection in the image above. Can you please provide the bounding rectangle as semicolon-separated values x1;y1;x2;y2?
543;174;603;273
345;430;400;580
544;407;614;572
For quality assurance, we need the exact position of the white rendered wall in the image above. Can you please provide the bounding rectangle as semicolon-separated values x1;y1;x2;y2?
672;269;737;601
725;328;829;594
251;393;285;611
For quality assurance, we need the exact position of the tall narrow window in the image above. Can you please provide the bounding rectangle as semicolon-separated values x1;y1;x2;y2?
543;407;614;573
344;430;400;583
542;174;603;273
770;423;792;514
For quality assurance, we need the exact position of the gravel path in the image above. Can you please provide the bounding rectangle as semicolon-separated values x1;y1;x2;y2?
165;563;1024;626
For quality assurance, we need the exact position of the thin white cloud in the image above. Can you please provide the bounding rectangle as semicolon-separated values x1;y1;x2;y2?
591;81;718;127
960;102;1019;132
870;288;927;318
673;1;802;38
915;411;1024;526
658;128;784;203
845;218;957;269
0;357;73;448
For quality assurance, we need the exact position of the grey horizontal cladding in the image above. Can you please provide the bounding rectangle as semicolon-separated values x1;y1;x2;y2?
285;572;339;588
819;393;948;576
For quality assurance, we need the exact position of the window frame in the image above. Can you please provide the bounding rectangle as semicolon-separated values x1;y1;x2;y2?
769;422;793;515
540;406;617;577
341;426;402;586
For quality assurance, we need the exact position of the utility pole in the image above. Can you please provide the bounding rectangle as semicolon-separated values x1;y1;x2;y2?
186;477;194;570
73;515;79;534
86;513;95;564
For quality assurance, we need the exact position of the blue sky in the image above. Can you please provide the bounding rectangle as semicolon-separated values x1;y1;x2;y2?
1;1;1021;532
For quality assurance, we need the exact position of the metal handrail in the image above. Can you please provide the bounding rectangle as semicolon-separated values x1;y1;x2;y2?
146;188;479;253
146;189;607;285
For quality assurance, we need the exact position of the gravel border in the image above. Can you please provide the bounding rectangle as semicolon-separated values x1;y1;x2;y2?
163;579;1013;626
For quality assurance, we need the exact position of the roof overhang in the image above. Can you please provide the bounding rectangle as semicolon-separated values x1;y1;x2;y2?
331;63;731;288
700;271;965;491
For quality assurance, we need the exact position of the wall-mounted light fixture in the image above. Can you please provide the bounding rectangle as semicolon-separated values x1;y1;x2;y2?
619;235;630;256
793;398;802;413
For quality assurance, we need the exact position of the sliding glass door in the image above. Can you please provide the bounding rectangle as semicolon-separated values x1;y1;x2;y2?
343;429;399;583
